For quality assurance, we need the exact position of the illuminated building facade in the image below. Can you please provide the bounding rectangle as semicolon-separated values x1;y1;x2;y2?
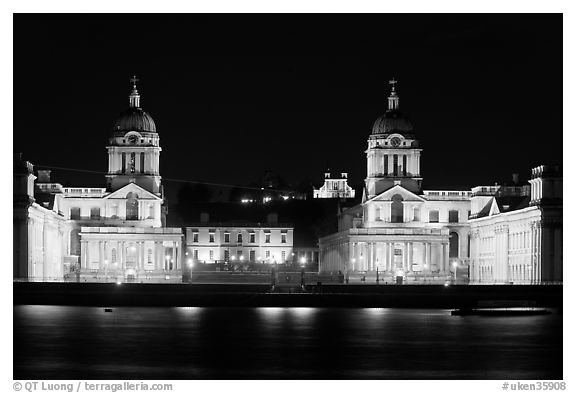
14;78;184;282
313;170;356;199
318;80;562;284
185;213;294;266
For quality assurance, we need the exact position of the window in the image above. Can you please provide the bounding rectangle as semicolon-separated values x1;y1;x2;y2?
413;208;420;222
265;250;270;258
249;233;255;243
384;154;388;174
467;235;471;258
449;232;459;258
237;250;243;260
429;210;439;223
147;249;153;264
70;207;81;219
130;152;136;173
224;250;229;261
281;251;286;262
393;154;398;176
111;248;117;264
209;233;215;243
121;153;126;174
90;207;100;219
375;206;381;221
193;233;198;243
209;250;214;260
449;210;459;223
281;233;286;243
250;250;255;262
391;194;404;223
193;249;198;260
402;155;407;176
224;233;230;243
140;153;145;174
265;234;271;243
126;192;138;220
237;233;243;243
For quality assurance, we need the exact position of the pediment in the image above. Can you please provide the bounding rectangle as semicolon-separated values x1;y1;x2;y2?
488;199;501;216
104;183;161;200
365;184;425;203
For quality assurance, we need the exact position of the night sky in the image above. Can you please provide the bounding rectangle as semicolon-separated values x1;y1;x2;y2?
13;14;562;199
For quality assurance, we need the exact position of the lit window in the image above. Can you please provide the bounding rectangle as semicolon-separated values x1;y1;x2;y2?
209;250;214;260
449;210;459;223
193;249;198;260
90;207;100;219
265;250;270;258
282;251;286;261
111;249;117;264
70;207;80;220
224;250;229;261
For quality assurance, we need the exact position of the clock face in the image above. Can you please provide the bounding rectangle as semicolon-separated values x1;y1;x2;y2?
390;137;401;147
127;135;138;144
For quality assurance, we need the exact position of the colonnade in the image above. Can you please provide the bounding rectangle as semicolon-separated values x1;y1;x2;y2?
80;239;181;272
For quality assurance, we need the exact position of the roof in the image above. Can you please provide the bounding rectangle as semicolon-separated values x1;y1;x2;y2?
372;109;414;135
112;107;157;133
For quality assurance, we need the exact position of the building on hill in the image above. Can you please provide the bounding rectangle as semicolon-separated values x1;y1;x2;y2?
13;78;184;282
318;79;562;285
313;170;356;199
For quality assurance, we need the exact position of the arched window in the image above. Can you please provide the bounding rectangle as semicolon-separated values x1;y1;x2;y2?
126;192;139;220
391;194;404;223
449;232;459;258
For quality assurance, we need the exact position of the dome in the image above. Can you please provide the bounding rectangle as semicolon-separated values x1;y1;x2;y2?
113;107;157;133
372;109;414;135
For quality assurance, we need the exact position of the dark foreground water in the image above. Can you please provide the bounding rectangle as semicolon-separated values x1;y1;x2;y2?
14;306;562;379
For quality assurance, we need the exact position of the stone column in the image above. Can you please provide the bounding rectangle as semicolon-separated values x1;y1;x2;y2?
388;243;394;271
81;240;87;269
408;242;413;272
99;241;104;270
424;242;430;272
119;242;125;270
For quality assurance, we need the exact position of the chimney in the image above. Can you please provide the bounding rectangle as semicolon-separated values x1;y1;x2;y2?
267;212;278;225
200;212;210;223
512;173;519;185
37;169;51;183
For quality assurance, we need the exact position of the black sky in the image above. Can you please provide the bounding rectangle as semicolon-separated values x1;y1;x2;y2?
13;14;562;198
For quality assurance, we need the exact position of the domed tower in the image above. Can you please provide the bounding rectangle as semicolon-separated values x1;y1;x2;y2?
105;77;162;195
364;79;422;199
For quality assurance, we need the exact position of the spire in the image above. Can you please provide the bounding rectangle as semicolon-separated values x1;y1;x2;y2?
129;75;140;108
387;77;399;111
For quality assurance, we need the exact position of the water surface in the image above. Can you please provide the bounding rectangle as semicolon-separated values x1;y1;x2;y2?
14;306;562;379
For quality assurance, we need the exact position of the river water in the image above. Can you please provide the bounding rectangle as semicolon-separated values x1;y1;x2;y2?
14;306;562;379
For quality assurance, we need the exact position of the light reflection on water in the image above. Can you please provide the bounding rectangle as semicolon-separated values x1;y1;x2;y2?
14;305;562;380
